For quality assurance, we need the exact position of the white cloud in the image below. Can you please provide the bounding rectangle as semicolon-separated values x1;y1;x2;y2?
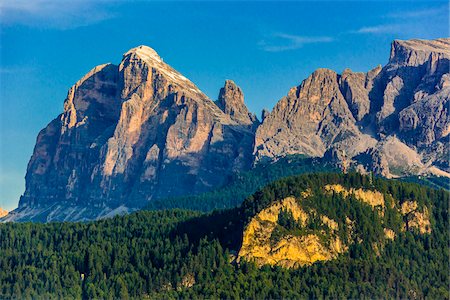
386;6;445;19
0;66;36;74
353;24;403;34
260;33;334;52
0;0;116;29
352;5;448;35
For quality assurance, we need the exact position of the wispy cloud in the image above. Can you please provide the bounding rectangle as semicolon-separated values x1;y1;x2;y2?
0;66;36;74
351;5;447;35
0;0;116;29
385;6;445;19
259;33;334;52
353;24;403;34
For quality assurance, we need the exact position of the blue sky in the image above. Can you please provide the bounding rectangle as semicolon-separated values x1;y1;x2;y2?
0;0;448;210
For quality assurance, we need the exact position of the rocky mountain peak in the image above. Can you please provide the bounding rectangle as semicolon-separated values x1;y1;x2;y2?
216;80;258;125
8;45;257;222
255;37;449;179
125;45;162;63
254;66;374;161
120;45;210;102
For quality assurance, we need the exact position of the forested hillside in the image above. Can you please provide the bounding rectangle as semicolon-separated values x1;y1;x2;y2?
0;173;448;299
144;155;448;212
145;155;336;211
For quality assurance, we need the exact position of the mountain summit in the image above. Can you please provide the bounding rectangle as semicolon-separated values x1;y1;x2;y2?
3;38;449;222
6;46;255;222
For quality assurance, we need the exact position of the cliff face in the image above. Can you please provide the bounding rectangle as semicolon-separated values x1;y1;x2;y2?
10;46;255;222
238;196;346;268
254;68;377;162
255;38;450;178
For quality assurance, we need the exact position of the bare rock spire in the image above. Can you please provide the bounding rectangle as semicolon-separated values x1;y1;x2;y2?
216;80;258;125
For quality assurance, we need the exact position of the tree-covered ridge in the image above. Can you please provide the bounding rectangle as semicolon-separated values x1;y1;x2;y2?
143;153;447;213
145;155;336;212
236;173;437;268
0;173;448;299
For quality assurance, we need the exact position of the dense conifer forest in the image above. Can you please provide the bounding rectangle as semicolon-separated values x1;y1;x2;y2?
145;155;448;212
0;173;448;299
145;156;336;211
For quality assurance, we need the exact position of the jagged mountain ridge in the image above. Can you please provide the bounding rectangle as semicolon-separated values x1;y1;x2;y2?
3;38;449;222
255;38;449;178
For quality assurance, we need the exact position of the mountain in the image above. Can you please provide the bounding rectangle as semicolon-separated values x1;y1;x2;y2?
254;68;378;161
1;173;448;298
5;46;256;222
255;38;450;178
0;208;7;218
3;38;449;222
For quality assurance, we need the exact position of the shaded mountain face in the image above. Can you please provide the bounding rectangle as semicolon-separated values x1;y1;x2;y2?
255;38;450;178
11;46;256;222
4;38;449;222
254;68;378;161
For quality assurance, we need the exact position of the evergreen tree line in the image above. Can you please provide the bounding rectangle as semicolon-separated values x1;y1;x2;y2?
145;155;336;212
144;154;448;213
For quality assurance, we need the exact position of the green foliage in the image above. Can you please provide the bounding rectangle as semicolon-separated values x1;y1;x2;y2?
277;208;299;231
0;173;448;299
271;208;331;247
145;155;336;212
401;175;450;191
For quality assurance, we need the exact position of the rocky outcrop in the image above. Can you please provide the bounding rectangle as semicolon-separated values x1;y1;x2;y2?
216;80;258;126
9;46;256;222
255;38;450;177
400;201;431;234
238;183;432;269
324;184;385;211
238;196;346;268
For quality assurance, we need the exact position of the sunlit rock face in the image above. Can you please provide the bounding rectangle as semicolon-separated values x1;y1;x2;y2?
238;196;346;268
255;38;450;178
254;68;377;163
12;46;256;222
238;185;431;269
0;208;8;218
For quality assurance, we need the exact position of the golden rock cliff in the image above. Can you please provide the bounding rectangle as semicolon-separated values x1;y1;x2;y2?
238;183;432;269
